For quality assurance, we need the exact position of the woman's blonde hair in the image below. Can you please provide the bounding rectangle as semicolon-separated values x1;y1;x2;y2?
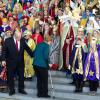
13;3;23;14
44;34;52;42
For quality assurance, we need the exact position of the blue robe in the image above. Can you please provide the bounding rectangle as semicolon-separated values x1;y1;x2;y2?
69;44;87;80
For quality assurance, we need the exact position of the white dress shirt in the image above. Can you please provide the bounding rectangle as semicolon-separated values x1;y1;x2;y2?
14;37;20;51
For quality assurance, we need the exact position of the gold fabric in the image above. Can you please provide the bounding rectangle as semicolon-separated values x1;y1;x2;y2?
72;47;83;75
24;38;36;78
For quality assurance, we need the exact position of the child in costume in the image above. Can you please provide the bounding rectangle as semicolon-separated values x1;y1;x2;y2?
49;25;60;70
69;27;88;92
0;36;7;92
7;13;18;32
0;18;11;40
23;0;33;10
31;27;43;45
84;30;100;96
13;2;23;20
63;21;74;69
6;0;14;12
23;0;33;16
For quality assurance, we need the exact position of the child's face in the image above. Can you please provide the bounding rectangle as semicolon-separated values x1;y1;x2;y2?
86;10;90;16
36;29;40;34
24;18;28;23
58;10;63;16
45;24;49;30
0;1;3;6
78;30;83;36
27;2;31;7
0;12;4;18
9;17;14;22
8;0;12;3
3;22;8;26
44;10;48;16
15;4;20;9
20;20;24;26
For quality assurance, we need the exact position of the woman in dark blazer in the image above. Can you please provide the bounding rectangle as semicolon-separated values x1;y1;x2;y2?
33;34;52;98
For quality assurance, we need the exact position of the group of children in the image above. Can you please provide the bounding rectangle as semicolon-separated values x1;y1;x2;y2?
68;28;100;95
0;0;99;96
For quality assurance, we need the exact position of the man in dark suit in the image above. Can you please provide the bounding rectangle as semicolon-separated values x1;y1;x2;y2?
2;29;33;96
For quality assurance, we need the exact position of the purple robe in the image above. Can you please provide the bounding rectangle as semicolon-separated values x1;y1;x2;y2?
84;51;100;81
97;44;100;80
1;25;11;32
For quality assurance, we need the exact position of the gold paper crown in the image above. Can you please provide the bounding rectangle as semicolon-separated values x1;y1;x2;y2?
2;18;8;23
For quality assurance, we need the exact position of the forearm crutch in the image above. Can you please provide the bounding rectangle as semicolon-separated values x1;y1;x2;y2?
49;70;55;98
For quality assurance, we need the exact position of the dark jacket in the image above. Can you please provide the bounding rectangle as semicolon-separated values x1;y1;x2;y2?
2;37;33;69
33;42;49;68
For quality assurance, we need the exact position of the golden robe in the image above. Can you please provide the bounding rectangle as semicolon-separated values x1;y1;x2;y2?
24;38;36;78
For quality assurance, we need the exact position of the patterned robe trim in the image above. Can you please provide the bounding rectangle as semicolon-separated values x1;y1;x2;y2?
72;47;83;75
82;43;88;52
59;23;70;69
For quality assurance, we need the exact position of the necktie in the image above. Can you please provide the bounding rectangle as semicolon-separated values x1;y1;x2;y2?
16;40;18;51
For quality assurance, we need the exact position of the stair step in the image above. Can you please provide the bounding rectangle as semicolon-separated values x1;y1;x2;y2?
34;77;72;84
1;70;99;100
20;81;99;93
17;78;100;90
0;93;54;100
12;84;100;96
23;88;100;99
23;77;72;85
48;70;67;77
54;92;100;100
0;88;99;100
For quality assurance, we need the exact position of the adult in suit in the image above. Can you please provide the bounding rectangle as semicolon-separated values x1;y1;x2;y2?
2;28;33;96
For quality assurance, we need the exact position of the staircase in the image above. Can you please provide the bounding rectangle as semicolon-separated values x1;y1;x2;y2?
0;70;100;100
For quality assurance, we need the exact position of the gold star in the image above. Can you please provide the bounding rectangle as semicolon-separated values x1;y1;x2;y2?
76;69;80;74
89;70;94;76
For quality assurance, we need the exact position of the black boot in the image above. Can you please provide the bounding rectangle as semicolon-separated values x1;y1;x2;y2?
74;80;79;93
79;81;83;92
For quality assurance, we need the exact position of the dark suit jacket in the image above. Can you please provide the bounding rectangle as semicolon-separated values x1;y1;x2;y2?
2;37;33;69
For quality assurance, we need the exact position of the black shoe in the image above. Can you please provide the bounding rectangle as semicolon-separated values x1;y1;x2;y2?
37;94;51;98
37;94;44;98
18;90;27;94
24;77;33;81
79;89;82;93
44;95;51;98
74;89;79;93
9;90;15;96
